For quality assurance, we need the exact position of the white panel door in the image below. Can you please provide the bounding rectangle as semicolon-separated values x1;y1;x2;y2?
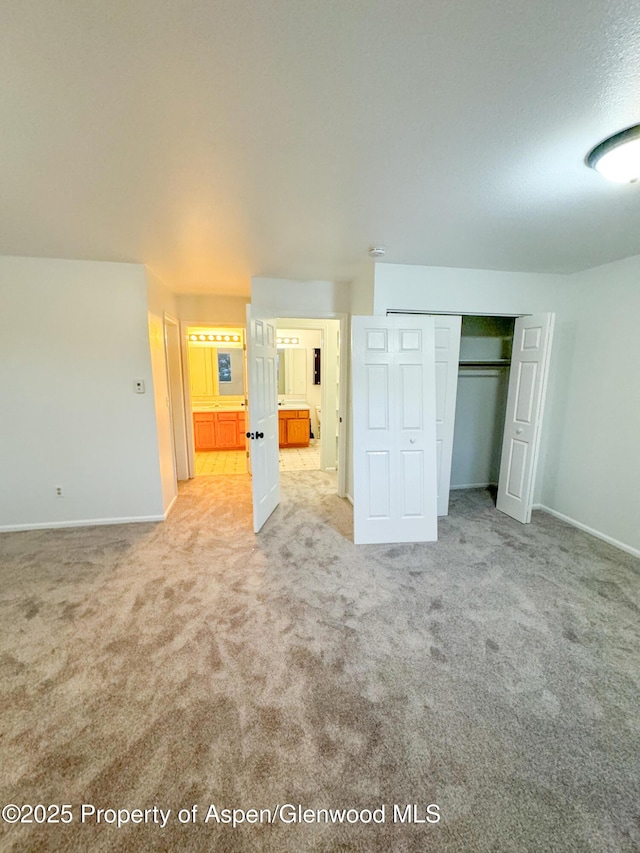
433;315;462;516
497;312;555;523
352;315;438;544
246;306;279;533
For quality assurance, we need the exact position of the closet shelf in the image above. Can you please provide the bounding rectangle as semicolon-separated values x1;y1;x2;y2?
458;359;511;368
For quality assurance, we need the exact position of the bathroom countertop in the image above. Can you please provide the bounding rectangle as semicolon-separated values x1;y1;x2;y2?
193;403;311;412
192;405;246;413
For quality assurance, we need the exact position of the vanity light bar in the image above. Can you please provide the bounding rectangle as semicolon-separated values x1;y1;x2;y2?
276;336;299;345
188;333;241;343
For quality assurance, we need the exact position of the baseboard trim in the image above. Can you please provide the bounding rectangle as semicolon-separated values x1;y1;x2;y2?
0;514;166;533
450;482;497;490
534;504;640;559
345;493;354;505
163;493;178;519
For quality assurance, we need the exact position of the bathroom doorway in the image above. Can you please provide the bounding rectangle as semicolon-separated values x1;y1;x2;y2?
275;318;342;480
184;325;249;478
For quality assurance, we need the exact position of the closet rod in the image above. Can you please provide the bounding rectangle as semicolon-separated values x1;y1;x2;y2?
458;360;511;368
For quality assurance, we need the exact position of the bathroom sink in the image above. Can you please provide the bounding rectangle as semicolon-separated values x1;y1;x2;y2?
278;402;310;410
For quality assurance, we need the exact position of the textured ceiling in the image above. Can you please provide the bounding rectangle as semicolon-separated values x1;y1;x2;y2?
1;0;640;295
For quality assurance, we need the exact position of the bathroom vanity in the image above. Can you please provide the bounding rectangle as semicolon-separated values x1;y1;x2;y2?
193;407;246;450
193;404;311;450
278;407;310;447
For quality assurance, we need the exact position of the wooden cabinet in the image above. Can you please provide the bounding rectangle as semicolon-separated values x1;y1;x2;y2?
194;413;216;450
286;417;309;446
216;414;238;448
193;411;247;451
278;416;287;447
189;347;214;397
278;409;310;447
195;408;309;450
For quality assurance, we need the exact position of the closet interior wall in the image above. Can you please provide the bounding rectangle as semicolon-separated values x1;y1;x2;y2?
451;316;515;490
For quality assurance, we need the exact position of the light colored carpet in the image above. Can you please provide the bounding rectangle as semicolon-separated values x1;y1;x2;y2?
0;474;638;852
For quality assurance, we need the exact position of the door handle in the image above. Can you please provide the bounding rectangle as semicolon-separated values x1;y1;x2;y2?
256;431;264;439
245;432;265;440
515;428;523;435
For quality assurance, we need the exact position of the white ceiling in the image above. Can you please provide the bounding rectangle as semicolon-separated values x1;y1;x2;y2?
2;1;640;295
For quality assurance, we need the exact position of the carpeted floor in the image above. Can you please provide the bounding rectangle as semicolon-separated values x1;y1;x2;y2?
0;474;638;852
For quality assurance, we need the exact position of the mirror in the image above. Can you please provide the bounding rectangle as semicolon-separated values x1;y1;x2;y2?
277;348;307;396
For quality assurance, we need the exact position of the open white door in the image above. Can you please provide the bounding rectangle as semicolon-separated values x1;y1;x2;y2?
246;306;279;532
433;315;462;516
352;315;438;545
497;312;555;523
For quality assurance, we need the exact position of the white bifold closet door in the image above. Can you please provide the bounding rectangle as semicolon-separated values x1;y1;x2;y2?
497;312;555;523
433;316;462;516
352;315;438;545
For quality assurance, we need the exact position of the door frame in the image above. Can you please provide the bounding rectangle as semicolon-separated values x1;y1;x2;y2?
180;320;248;480
274;313;348;498
387;309;553;521
163;313;189;481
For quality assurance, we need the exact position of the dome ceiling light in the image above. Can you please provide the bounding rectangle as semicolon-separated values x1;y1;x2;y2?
586;124;640;183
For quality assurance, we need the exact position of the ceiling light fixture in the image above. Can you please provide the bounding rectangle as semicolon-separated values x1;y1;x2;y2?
586;124;640;183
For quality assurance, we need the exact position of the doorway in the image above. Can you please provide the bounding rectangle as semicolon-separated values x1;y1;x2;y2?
450;315;515;493
245;309;348;533
430;311;554;523
275;317;344;484
163;314;189;481
184;325;249;478
276;323;330;474
353;310;555;544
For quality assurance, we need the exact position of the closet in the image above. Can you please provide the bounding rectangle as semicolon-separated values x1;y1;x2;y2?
450;316;515;491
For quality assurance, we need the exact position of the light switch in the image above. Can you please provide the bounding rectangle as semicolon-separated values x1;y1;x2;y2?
134;380;145;394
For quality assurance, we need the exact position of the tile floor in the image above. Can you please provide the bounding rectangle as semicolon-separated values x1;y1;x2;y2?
195;441;321;476
195;449;248;476
279;441;321;471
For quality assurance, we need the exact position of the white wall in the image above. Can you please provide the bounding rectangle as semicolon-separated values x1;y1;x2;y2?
350;262;375;316
252;277;350;316
147;267;178;318
373;262;565;316
538;255;640;556
0;256;166;530
177;293;249;325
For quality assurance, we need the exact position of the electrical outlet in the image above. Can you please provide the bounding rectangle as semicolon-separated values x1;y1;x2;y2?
55;486;64;498
134;380;145;394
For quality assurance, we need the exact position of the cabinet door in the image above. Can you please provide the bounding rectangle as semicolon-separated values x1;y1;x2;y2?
189;346;214;397
237;414;246;448
194;414;215;450
287;416;310;446
216;414;239;448
278;414;287;446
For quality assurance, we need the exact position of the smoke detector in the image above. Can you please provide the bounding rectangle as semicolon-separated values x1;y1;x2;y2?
368;246;386;258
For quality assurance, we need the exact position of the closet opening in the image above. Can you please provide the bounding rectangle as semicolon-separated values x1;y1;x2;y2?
451;315;515;499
